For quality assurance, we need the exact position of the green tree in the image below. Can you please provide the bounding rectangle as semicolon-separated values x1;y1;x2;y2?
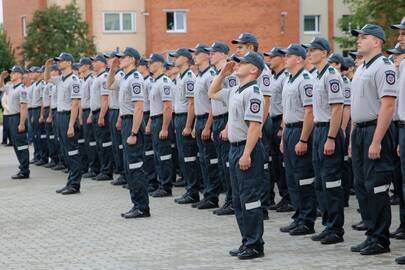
336;0;405;51
23;3;96;66
0;24;15;70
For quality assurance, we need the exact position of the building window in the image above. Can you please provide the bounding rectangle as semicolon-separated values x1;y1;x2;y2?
166;11;186;33
103;12;136;33
304;15;320;34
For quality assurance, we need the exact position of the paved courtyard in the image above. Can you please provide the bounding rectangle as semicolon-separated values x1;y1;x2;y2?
0;144;405;270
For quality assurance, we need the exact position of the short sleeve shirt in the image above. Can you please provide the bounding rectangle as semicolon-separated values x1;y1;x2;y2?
194;66;215;116
31;80;45;108
269;69;289;117
118;69;145;116
211;71;237;116
80;73;94;109
90;71;108;112
257;65;272;97
54;73;81;112
6;83;28;114
149;74;174;117
42;82;51;107
174;68;196;114
342;75;351;106
143;75;153;112
49;82;57;110
396;59;405;121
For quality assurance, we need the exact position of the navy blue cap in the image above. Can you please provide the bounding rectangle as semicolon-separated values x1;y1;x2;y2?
264;47;286;57
9;65;25;74
79;57;92;66
92;54;107;64
139;58;149;66
391;17;405;30
164;61;175;69
189;43;210;54
146;53;165;63
302;37;331;52
38;66;45;73
103;52;115;58
328;53;345;65
386;43;405;55
351;24;385;42
206;41;229;54
50;64;60;71
232;51;265;72
343;57;355;68
115;47;141;60
72;63;80;71
54;52;75;62
283;44;307;59
348;51;360;60
169;48;193;59
29;66;41;73
232;32;258;45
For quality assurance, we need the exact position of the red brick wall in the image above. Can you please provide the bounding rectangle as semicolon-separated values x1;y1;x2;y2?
145;0;299;56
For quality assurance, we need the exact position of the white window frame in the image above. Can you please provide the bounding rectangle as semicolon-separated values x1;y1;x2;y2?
303;15;320;34
165;10;187;33
103;12;136;33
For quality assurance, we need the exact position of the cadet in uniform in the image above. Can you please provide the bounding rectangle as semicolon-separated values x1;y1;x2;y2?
305;37;345;244
107;47;150;218
350;24;397;255
147;53;175;197
278;44;317;236
190;43;221;209
264;47;291;212
137;58;158;191
90;54;114;181
0;67;30;179
40;66;52;168
37;66;49;166
169;48;201;204
45;53;82;195
392;18;405;264
209;52;265;260
207;41;235;215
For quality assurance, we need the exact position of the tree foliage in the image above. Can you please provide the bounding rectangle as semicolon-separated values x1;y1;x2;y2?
0;24;15;70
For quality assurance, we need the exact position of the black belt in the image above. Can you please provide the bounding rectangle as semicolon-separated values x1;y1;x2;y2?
270;114;283;121
59;111;70;115
397;121;405;128
314;122;330;127
82;108;90;112
110;108;119;111
150;114;163;120
285;122;303;128
213;113;228;120
196;113;209;120
28;107;40;111
230;140;246;147
143;111;150;115
51;108;57;112
121;115;132;119
44;106;50;109
92;109;100;114
355;119;377;128
8;113;20;117
175;112;188;117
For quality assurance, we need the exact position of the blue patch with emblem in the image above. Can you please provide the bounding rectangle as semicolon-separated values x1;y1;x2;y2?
228;77;237;87
72;84;80;94
385;70;396;85
303;73;310;80
163;86;171;95
250;98;261;113
20;91;27;99
344;88;351;98
262;75;270;87
132;83;141;94
163;77;168;83
303;84;313;97
329;79;340;93
328;67;336;74
186;81;194;91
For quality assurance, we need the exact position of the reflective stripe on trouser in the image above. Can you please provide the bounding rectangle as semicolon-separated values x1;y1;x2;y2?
195;116;221;202
151;115;173;191
283;126;317;226
57;112;82;188
92;110;113;176
9;114;30;176
229;142;264;250
39;107;49;162
122;117;149;210
174;113;200;196
213;115;231;203
312;126;345;235
268;116;289;200
260;117;272;209
46;110;58;164
82;109;100;174
108;109;124;176
352;123;394;246
29;108;41;160
142;112;158;188
171;112;180;182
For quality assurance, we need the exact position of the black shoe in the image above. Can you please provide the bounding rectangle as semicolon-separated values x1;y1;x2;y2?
214;202;235;216
94;174;112;181
124;208;151;219
316;209;322;217
61;187;80;195
173;179;186;187
62;168;69;174
229;245;245;257
83;171;97;179
289;224;315;236
321;233;344;245
267;200;277;210
390;227;405;239
52;164;65;171
43;162;55;168
262;210;269;220
360;242;390;255
11;173;29;179
148;185;158;193
151;189;172;198
351;239;372;252
197;199;218;209
237;248;264;260
30;158;39;164
174;192;188;203
36;160;47;166
276;203;294;213
396;256;405;265
280;221;298;233
122;184;129;189
311;230;329;241
390;195;400;206
111;176;127;186
56;186;67;193
175;194;200;204
352;221;367;231
192;198;205;208
121;207;136;217
350;188;356;195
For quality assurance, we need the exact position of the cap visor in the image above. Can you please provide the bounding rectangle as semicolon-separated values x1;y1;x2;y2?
391;24;405;30
188;48;196;53
114;52;125;58
53;57;63;61
351;29;366;37
231;39;244;44
168;52;178;57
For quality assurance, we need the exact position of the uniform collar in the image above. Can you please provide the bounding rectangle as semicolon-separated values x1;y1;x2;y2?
144;74;150;80
62;72;73;81
180;68;191;79
364;53;383;69
35;80;43;86
84;73;92;81
154;73;165;81
198;66;211;77
96;70;106;78
237;80;257;93
116;69;123;75
288;68;304;83
274;68;286;80
309;67;317;74
124;68;137;79
317;63;330;79
13;82;23;89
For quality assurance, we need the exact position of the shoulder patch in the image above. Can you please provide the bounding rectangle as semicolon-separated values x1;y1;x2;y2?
344;88;351;99
249;98;261;113
383;57;391;65
262;74;271;86
132;82;141;94
303;84;313;97
228;76;237;87
385;70;396;85
303;73;310;80
163;77;168;83
329;79;340;93
20;90;27;99
210;69;216;76
186;81;194;92
253;85;260;94
163;85;171;95
328;67;336;74
72;84;80;94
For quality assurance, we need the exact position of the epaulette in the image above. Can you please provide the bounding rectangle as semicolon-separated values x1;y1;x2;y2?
303;73;310;79
253;85;260;94
383;57;391;65
328;67;336;74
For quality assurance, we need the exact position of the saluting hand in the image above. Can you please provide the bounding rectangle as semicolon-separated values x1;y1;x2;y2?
1;70;9;79
45;58;54;68
111;58;120;70
239;153;251;171
220;61;236;77
368;142;381;160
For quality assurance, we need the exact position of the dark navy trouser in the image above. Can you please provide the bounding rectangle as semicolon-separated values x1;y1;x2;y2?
9;113;29;176
108;109;125;176
142;111;158;188
92;110;113;176
82;108;99;174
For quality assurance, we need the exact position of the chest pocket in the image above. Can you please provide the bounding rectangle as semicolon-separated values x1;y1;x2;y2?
361;75;378;99
314;81;327;105
287;92;300;111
